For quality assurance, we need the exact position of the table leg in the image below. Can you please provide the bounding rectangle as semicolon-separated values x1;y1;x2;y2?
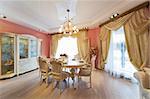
70;68;76;89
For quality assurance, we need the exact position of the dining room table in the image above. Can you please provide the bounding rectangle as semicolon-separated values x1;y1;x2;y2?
62;60;86;89
63;60;86;68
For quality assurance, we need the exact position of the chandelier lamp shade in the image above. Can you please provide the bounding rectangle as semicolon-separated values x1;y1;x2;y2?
59;9;79;34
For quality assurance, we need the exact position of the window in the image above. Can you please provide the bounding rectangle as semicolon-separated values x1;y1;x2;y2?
55;36;78;60
105;26;137;80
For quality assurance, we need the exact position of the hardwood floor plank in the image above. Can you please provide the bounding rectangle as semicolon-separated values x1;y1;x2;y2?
0;70;139;99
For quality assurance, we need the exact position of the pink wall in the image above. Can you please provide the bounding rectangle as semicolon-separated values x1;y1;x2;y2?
0;19;50;57
88;27;100;68
88;28;100;49
0;18;100;62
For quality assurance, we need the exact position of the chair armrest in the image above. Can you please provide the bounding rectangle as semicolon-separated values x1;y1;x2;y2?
134;72;149;89
144;67;150;73
81;64;92;70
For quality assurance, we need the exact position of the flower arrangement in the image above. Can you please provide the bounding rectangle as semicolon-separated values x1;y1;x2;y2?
60;53;68;58
59;53;68;63
90;47;96;56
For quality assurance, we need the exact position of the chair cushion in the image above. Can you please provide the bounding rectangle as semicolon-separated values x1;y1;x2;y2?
62;71;70;77
79;68;91;76
52;71;69;80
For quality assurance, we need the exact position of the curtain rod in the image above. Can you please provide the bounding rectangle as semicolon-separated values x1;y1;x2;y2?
99;1;149;27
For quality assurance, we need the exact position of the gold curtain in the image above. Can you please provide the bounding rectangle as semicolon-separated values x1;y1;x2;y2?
98;27;111;69
51;31;90;63
104;13;133;31
99;7;150;70
124;8;150;69
98;13;133;69
51;34;63;57
77;30;90;63
148;28;150;68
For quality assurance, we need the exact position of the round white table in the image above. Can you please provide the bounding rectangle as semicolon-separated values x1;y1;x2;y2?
63;60;86;89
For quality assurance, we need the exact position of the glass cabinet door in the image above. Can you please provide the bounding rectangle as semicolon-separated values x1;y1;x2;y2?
1;36;15;75
30;40;37;57
19;38;28;59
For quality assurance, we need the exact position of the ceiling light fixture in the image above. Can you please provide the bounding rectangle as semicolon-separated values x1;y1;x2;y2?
59;9;79;35
110;13;119;19
0;14;7;18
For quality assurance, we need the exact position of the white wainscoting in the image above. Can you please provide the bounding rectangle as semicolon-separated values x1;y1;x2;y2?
18;57;39;74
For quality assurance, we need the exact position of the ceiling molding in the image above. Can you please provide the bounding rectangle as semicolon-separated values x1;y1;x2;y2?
0;0;148;34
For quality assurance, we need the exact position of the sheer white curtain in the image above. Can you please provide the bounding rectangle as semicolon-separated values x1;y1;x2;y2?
105;27;137;82
55;36;78;60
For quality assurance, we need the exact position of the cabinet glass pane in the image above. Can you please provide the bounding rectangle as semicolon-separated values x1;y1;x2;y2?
19;38;28;59
1;36;14;75
30;40;37;57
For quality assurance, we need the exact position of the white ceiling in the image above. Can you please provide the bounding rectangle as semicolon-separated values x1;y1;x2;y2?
0;0;147;34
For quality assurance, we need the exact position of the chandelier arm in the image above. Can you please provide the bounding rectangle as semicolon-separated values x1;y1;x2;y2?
59;9;78;34
67;9;70;21
67;9;69;33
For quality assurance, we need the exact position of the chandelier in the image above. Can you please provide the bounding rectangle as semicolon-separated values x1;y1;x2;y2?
59;9;79;34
